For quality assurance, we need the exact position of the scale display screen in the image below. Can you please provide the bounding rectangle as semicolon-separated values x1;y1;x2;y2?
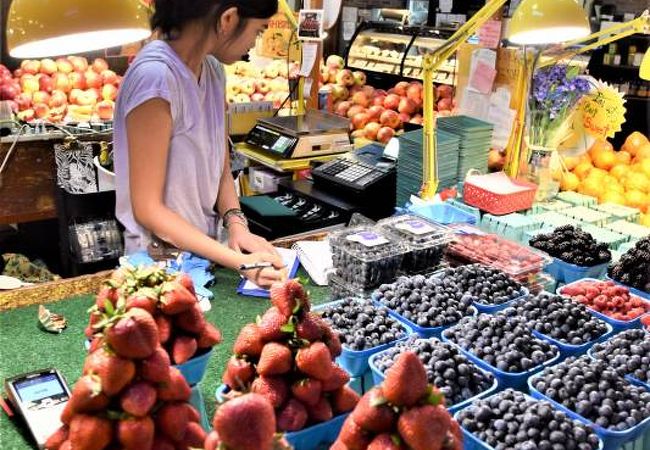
246;125;297;156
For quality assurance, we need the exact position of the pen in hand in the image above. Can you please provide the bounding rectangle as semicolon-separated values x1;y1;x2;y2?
239;262;274;271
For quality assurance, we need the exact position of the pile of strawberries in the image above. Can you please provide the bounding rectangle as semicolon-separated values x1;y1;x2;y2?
45;265;222;450
332;352;462;450
560;280;650;322
220;279;360;435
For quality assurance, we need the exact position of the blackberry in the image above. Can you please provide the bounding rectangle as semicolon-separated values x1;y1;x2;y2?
608;236;650;293
530;226;611;266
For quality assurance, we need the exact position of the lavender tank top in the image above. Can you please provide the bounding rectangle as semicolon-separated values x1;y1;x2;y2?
113;40;226;254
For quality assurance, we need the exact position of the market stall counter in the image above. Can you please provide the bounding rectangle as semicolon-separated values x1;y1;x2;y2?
0;268;329;449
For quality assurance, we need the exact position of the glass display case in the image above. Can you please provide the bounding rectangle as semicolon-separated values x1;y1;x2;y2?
345;22;456;85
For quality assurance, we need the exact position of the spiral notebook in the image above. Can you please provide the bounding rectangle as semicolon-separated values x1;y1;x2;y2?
291;240;333;286
236;247;301;297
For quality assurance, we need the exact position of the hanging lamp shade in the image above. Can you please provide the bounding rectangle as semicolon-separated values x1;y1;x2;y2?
508;0;590;45
640;48;650;81
7;0;152;58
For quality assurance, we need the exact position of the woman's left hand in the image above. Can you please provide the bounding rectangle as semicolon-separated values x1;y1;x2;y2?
228;224;279;257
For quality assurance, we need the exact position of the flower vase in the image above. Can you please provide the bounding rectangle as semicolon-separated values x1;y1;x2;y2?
526;144;560;202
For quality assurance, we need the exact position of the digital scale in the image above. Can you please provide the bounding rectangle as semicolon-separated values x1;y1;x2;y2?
244;110;353;159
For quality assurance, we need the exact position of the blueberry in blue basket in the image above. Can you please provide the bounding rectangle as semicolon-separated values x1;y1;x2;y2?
445;313;558;372
510;293;609;345
532;356;650;431
591;329;650;383
373;336;494;406
530;225;611;266
440;264;527;306
374;273;475;328
318;298;406;351
457;389;601;450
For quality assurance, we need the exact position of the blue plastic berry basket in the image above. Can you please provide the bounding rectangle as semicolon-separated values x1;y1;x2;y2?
441;328;561;390
587;334;650;393
409;202;478;226
528;375;650;450
312;299;415;377
558;278;650;331
453;392;605;450
530;321;614;360
367;342;499;414
606;275;650;302
215;384;349;450
545;258;609;284
472;288;530;314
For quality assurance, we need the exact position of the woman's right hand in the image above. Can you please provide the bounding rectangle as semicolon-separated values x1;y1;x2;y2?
237;252;287;288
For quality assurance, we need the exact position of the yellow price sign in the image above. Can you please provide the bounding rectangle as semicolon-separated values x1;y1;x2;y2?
578;80;626;140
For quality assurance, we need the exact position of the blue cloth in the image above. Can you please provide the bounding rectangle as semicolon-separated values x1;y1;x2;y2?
126;251;215;300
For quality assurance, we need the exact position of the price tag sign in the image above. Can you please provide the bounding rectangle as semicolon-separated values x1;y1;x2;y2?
578;80;626;140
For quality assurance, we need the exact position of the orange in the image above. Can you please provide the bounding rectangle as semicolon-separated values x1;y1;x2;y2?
593;151;617;170
622;131;649;156
625;190;649;213
562;156;580;171
633;142;650;162
589;139;614;160
640;214;650;228
639;159;650;178
573;162;593;180
560;172;580;192
587;168;608;180
599;190;626;205
579;153;592;164
625;172;650;194
614;151;632;165
610;165;628;180
579;178;603;199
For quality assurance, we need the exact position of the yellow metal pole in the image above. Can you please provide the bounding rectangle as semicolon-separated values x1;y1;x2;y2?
278;0;306;114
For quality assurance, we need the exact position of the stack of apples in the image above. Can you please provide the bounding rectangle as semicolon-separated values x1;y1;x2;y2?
320;55;455;143
0;57;120;123
225;60;300;108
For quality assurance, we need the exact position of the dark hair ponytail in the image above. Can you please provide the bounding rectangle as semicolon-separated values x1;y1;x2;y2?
151;0;278;38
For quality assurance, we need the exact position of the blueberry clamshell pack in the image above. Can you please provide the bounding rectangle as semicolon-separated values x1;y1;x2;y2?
588;329;650;390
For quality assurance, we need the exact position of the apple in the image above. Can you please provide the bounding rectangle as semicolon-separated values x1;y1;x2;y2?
51;73;71;93
351;112;371;130
101;84;118;101
256;80;271;94
69;88;84;104
374;89;387;97
85;70;102;89
364;122;381;141
351;91;370;108
409;114;423;125
17;109;35;122
49;90;68;108
55;58;74;74
394;81;410;96
68;72;87;90
95;100;114;120
350;129;366;140
49;105;67;122
33;103;50;119
226;83;241;97
14;93;32;111
398;97;417;115
372;95;386;107
21;77;39;94
436;84;453;99
319;65;330;84
383;93;401;111
21;60;41;75
361;85;375;98
32;91;51;105
264;65;280;79
0;73;13;85
377;126;395;144
437;97;452;111
380;110;401;129
234;93;251;103
326;55;345;70
250;92;265;102
38;75;54;93
240;79;256;95
406;84;422;103
367;105;384;120
335;100;352;117
335;69;354;87
68;56;89;72
101;69;119;85
399;112;411;125
347;105;366;119
40;58;58;75
352;71;366;86
0;84;19;101
13;68;24;78
0;64;9;76
330;85;349;102
92;58;109;74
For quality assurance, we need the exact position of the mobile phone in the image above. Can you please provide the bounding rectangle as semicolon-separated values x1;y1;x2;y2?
5;368;71;449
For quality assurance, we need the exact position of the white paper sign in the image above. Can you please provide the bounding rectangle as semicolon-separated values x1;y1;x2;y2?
439;0;453;13
299;42;319;76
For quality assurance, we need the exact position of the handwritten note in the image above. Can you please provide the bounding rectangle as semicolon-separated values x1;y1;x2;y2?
469;61;497;94
478;20;502;49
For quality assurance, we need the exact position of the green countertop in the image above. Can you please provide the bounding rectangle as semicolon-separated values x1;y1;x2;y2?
0;269;330;449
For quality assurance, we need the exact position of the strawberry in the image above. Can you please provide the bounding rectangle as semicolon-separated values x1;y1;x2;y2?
117;416;154;450
203;431;222;450
160;282;196;315
291;378;322;406
339;416;372;450
157;366;191;402
120;381;157;417
222;356;255;389
179;421;207;448
155;402;189;442
44;425;68;450
251;376;289;408
323;327;343;358
259;306;290;341
307;396;333;423
296;342;333;381
87;337;103;354
277;398;308;432
197;322;222;348
351;387;397;433
296;313;324;341
155;315;172;344
151;434;176;450
175;303;206;334
176;273;196;295
58;441;71;450
368;433;407;450
125;291;157;315
185;403;201;423
397;404;451;450
321;365;350;392
95;286;118;310
445;419;463;450
69;414;112;450
382;351;428;407
257;342;293;376
66;375;109;414
270;279;309;317
233;323;265;358
83;347;136;396
85;312;101;338
213;393;276;450
140;346;171;383
330;440;350;450
332;386;361;414
287;278;310;311
172;335;198;364
105;308;159;359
